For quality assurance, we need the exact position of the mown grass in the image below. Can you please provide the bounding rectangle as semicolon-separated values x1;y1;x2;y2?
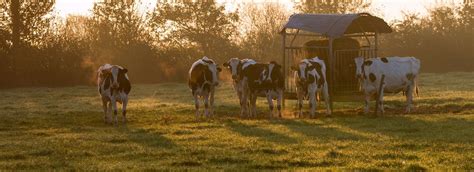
0;72;473;170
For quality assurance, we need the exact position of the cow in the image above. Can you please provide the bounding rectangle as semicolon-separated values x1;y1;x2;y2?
97;64;131;125
241;61;284;118
188;56;222;118
291;57;331;118
354;56;420;114
223;58;256;117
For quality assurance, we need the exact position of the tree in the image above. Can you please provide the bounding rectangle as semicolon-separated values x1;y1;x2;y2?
0;0;55;86
88;1;161;83
150;1;240;62
90;0;148;50
238;3;289;62
295;0;371;14
380;5;473;72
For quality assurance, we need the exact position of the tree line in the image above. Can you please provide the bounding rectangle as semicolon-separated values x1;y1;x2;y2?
0;0;472;88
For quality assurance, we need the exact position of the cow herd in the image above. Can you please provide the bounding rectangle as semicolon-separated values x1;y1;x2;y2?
97;55;420;125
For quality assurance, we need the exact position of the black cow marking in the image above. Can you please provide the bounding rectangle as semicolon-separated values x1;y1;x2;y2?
364;60;373;66
308;62;325;88
307;74;315;84
406;73;415;81
202;59;214;64
189;64;213;91
117;69;131;94
381;57;388;63
103;76;111;90
369;73;376;82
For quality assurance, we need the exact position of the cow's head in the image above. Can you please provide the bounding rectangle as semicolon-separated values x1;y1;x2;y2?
354;57;365;79
262;61;282;84
223;58;241;80
291;61;311;85
202;56;221;86
99;65;128;89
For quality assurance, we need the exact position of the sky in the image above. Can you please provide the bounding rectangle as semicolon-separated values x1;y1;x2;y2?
53;0;465;23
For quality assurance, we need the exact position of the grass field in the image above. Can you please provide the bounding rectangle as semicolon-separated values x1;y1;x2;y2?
0;72;473;170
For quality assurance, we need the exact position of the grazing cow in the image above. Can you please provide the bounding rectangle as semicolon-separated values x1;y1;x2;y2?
188;56;222;118
223;58;256;116
354;56;420;114
291;57;331;118
97;64;131;125
241;61;284;118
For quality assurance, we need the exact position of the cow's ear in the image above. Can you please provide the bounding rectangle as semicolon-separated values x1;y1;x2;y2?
122;68;128;73
223;62;229;67
217;67;222;72
290;66;298;71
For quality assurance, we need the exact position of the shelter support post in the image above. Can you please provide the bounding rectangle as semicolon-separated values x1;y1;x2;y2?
282;32;286;108
328;38;334;112
375;33;378;57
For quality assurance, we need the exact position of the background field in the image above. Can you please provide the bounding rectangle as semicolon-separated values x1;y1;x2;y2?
0;72;473;170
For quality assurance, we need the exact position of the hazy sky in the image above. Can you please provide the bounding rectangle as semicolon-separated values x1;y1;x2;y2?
53;0;465;22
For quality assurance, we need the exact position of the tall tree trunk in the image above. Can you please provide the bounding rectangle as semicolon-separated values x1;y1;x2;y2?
10;0;20;50
9;0;21;83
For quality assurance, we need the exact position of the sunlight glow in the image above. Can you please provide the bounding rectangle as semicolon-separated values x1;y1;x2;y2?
53;0;465;22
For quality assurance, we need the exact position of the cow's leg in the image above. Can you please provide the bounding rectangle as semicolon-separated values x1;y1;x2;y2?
209;89;215;117
203;92;210;118
266;91;274;119
405;84;414;113
102;99;109;124
240;92;247;118
364;94;371;114
240;82;248;118
323;83;331;115
122;95;128;124
193;93;200;119
297;90;304;118
107;101;112;123
111;98;118;126
378;88;385;115
277;90;283;118
308;87;317;118
250;92;258;118
248;92;254;117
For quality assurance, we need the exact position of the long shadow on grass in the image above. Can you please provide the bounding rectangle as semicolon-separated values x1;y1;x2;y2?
125;128;178;149
360;98;474;115
333;116;474;143
226;120;298;144
271;120;369;141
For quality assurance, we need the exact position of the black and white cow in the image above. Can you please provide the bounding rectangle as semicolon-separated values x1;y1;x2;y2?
223;58;256;117
241;61;284;118
354;56;420;114
188;56;222;118
98;64;131;125
291;57;331;118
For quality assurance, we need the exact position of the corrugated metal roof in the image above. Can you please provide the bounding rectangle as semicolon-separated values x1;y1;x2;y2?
282;13;392;38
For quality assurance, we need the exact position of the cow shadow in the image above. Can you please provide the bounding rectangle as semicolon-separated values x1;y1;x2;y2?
225;120;298;145
332;115;474;144
270;119;369;141
123;127;178;149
